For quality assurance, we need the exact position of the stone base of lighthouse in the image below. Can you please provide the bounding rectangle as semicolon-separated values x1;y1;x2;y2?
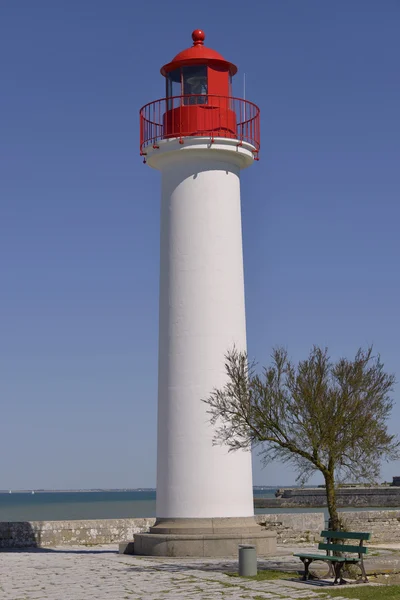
120;517;276;557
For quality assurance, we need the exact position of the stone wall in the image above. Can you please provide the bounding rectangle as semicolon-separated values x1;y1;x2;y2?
256;513;325;544
340;511;400;543
2;511;400;548
0;518;155;548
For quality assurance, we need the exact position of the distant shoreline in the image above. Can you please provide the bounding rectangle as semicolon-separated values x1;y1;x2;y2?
1;486;280;495
0;489;157;494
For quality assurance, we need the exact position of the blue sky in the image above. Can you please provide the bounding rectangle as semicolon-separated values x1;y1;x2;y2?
1;0;399;490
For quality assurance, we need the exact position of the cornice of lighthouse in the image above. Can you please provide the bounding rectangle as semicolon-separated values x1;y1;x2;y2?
144;137;256;170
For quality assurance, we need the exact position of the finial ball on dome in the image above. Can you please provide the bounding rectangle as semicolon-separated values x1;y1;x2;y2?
192;29;205;45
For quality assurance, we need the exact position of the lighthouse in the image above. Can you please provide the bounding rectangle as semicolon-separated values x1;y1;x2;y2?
133;30;276;557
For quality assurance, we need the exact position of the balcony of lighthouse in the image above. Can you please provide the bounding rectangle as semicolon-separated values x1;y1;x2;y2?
139;94;260;161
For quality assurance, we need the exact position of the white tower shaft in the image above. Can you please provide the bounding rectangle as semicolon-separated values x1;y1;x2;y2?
149;140;255;519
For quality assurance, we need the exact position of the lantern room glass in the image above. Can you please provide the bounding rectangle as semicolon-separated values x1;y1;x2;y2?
166;65;209;107
166;68;182;109
182;65;208;105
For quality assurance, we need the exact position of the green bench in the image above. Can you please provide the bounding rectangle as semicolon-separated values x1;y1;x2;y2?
294;530;371;585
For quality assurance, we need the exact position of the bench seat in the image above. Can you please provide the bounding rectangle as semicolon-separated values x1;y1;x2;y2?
294;553;359;563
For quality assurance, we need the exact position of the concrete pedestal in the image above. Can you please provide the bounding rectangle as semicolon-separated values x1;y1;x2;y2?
119;517;277;557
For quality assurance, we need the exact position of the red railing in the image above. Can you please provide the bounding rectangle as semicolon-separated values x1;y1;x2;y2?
139;95;260;159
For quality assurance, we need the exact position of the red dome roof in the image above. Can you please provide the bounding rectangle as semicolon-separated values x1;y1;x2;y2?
161;30;237;77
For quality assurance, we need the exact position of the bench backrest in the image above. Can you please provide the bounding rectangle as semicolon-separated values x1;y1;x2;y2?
319;530;370;555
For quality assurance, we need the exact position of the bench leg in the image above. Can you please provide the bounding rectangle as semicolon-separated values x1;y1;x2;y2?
301;558;313;581
333;562;347;585
357;559;369;584
327;561;335;579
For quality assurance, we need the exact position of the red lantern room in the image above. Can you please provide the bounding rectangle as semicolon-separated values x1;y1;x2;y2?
140;30;260;159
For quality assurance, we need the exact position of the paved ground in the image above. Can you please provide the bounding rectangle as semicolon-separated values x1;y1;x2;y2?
0;545;383;600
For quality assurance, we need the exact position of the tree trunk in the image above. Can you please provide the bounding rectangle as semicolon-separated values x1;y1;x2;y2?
324;471;340;531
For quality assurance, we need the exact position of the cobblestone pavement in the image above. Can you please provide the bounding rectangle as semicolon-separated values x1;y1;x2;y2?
0;545;376;600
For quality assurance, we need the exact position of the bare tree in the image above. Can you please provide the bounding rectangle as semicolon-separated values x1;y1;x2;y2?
204;346;399;530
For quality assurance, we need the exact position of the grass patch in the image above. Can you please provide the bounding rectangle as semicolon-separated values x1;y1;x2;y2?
253;596;289;600
326;585;400;599
295;585;400;600
226;569;297;581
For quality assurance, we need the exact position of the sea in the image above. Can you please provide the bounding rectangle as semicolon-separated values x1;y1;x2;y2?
0;488;388;522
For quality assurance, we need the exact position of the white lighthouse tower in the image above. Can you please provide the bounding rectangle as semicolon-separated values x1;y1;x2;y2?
133;30;276;557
